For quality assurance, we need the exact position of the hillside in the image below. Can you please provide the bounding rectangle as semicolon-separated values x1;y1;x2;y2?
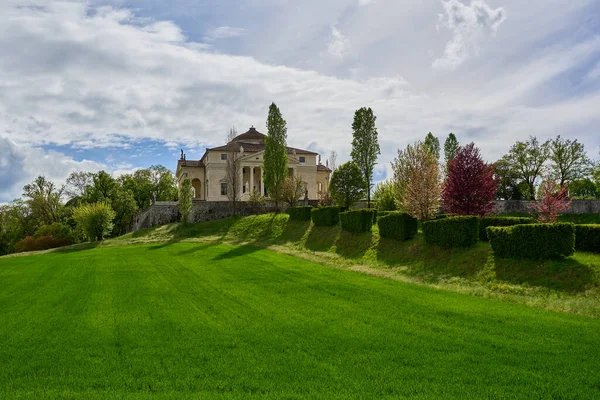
1;243;600;398
107;213;600;317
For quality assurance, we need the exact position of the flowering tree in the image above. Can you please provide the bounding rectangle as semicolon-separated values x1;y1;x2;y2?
532;175;572;223
392;141;441;221
442;143;499;216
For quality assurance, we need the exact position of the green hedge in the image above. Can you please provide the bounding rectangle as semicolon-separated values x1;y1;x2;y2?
479;217;535;241
433;214;452;220
378;211;391;219
287;206;312;221
575;224;600;253
422;216;479;248
311;207;340;227
487;223;575;260
372;209;378;224
340;209;375;234
378;212;418;241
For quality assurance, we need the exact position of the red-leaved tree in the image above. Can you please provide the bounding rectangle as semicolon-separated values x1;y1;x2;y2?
442;142;499;216
531;175;572;223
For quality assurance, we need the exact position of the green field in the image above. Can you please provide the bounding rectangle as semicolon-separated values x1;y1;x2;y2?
1;242;600;398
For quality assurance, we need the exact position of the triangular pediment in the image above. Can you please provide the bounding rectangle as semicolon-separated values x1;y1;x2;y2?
238;150;300;164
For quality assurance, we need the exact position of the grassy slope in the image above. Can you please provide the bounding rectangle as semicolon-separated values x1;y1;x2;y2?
1;243;600;399
110;214;600;317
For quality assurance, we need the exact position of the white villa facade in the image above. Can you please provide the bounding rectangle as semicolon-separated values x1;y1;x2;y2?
175;127;332;201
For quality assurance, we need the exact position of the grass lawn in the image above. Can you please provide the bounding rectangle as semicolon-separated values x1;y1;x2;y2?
1;243;600;398
112;214;600;317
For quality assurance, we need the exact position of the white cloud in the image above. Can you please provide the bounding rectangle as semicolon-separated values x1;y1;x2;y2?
326;24;348;59
0;136;105;203
204;26;247;41
433;0;507;70
0;0;599;193
358;0;374;5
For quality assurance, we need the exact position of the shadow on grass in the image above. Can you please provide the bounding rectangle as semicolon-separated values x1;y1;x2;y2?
494;256;596;293
336;231;374;259
305;225;339;252
212;244;261;260
375;234;490;279
281;220;310;243
49;242;100;254
176;243;214;256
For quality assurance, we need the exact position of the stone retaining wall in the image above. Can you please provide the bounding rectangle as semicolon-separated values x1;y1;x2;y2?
132;199;600;231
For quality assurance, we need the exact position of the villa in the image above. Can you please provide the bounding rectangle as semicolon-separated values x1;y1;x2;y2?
176;127;332;201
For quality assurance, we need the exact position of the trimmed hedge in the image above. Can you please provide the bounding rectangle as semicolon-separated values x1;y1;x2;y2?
378;212;418;241
288;206;312;221
422;216;479;248
479;216;535;241
487;223;575;260
378;211;391;219
340;209;375;234
575;224;600;253
433;214;452;220
311;206;340;227
372;209;378;224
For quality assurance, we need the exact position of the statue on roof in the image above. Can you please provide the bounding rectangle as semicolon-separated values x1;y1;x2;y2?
180;149;184;160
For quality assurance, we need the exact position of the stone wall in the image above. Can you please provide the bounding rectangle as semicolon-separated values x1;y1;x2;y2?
132;199;600;232
132;200;321;231
492;200;600;215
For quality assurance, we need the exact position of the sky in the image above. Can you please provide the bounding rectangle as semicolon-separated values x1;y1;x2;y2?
1;0;600;203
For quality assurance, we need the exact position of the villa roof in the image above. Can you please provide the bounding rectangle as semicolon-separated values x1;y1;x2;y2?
207;126;318;155
230;126;266;142
177;159;205;168
317;164;332;172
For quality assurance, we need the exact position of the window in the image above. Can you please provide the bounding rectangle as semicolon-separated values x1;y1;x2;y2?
221;183;228;196
221;153;227;160
299;156;305;163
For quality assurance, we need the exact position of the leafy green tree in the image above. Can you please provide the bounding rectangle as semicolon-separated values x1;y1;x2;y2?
373;180;397;211
149;165;178;202
22;176;65;226
329;162;366;209
119;171;154;209
263;102;288;211
424;132;441;161
351;107;380;208
179;179;193;224
549;135;592;186
73;202;115;241
568;179;599;199
501;136;550;200
443;133;459;173
83;171;117;203
110;187;138;236
64;171;94;200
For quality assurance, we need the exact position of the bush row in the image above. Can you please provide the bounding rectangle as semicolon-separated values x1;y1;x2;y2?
288;206;312;221
574;224;600;253
14;236;72;253
340;209;375;234
311;207;340;227
422;216;479;248
487;223;575;260
378;212;418;241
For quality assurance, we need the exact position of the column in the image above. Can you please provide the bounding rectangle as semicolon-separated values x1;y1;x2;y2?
249;166;254;194
239;165;244;198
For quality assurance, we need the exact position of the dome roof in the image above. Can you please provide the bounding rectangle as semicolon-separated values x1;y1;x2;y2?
230;126;266;143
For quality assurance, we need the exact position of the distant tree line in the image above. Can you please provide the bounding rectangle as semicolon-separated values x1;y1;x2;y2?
0;165;178;255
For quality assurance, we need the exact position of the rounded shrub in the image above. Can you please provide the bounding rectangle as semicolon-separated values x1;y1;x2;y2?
311;206;340;227
288;206;312;221
340;209;375;234
422;216;479;248
487;223;575;260
73;202;116;242
378;212;418;241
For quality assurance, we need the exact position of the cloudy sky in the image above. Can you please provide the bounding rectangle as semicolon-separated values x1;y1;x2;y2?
1;0;600;202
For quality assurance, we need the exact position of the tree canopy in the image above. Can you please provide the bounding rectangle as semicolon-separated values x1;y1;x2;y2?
329;162;366;209
351;107;380;208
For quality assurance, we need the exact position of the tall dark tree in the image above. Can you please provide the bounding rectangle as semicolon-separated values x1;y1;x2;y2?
549;135;591;186
501;136;550;200
351;107;380;208
443;133;459;173
443;143;499;216
263;103;288;211
424;132;441;161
